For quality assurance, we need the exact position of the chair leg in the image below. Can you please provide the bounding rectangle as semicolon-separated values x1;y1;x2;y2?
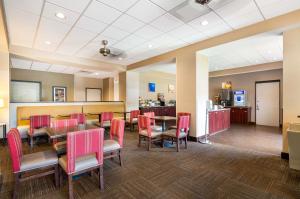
30;136;34;148
13;173;20;199
99;165;104;191
110;152;114;161
161;136;164;148
138;135;141;147
68;175;73;199
148;137;151;151
176;138;180;152
118;149;123;167
59;166;63;187
185;136;188;149
54;164;59;188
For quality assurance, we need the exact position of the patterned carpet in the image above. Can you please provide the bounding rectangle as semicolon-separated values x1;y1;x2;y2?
1;130;300;199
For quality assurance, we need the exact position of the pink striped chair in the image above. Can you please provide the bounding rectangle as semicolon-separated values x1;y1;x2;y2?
104;119;125;166
58;128;104;199
70;113;86;125
169;112;191;130
143;112;162;132
128;110;140;131
100;112;113;128
162;115;190;152
28;115;51;148
138;115;162;151
7;128;58;199
51;119;78;155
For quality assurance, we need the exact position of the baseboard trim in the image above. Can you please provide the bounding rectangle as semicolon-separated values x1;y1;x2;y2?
188;136;198;142
281;152;289;160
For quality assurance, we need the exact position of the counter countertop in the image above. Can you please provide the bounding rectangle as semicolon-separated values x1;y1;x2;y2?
208;108;230;112
139;106;176;108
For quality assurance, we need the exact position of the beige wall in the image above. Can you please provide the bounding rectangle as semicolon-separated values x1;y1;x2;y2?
11;68;74;101
103;77;114;101
209;69;283;123
282;27;300;153
139;71;176;102
119;72;126;102
74;76;103;101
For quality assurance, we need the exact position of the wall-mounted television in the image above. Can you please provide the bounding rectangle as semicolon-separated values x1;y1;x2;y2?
148;83;155;92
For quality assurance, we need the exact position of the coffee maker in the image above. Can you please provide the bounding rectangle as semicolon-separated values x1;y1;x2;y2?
219;89;233;107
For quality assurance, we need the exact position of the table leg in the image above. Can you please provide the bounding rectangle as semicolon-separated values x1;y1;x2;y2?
3;124;6;145
162;121;166;132
124;112;126;121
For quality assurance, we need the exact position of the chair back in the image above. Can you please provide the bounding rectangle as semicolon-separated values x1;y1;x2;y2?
70;113;86;125
130;110;140;123
7;128;23;173
178;112;191;125
176;115;190;138
100;112;113;126
29;115;51;135
66;128;104;174
110;119;125;147
51;119;78;128
143;112;155;126
138;115;152;137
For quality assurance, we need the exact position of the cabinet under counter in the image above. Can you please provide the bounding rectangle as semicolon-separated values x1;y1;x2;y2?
209;109;231;135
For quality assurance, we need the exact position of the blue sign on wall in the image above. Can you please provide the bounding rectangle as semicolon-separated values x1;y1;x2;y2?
148;83;155;92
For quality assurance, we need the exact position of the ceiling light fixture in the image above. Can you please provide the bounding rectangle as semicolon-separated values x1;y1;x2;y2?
118;57;123;60
201;20;208;26
45;41;51;45
148;44;153;48
55;12;65;19
95;72;99;75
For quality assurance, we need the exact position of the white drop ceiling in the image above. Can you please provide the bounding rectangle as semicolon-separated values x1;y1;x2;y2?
10;56;115;79
4;0;300;67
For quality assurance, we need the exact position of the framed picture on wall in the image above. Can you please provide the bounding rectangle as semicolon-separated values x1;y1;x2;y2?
52;86;67;102
168;84;175;93
148;82;156;92
86;88;102;101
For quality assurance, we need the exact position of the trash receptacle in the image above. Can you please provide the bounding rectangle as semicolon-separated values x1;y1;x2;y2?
287;123;300;170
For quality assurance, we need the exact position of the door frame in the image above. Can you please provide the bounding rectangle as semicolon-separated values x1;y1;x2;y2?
255;80;281;126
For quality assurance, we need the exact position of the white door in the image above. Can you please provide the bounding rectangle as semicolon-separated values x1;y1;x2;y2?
256;81;280;127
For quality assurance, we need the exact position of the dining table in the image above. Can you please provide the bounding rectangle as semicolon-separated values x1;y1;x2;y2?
150;116;177;132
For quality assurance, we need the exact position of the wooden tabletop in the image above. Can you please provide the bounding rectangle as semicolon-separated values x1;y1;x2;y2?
46;124;99;139
150;116;177;121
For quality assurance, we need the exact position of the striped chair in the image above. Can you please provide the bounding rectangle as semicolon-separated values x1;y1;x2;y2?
100;112;113;128
8;128;58;199
104;119;125;166
169;112;191;130
162;115;190;152
138;115;162;151
70;113;86;125
143;112;162;132
128;110;140;131
51;119;78;155
58;128;104;199
28;115;51;148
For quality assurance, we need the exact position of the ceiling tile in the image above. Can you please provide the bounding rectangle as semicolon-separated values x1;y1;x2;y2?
76;16;108;33
181;32;208;44
151;13;183;32
112;14;145;33
134;25;163;40
4;0;44;15
93;35;118;45
11;58;32;69
57;27;97;55
101;26;130;41
63;67;81;74
255;0;300;19
43;2;80;25
31;61;51;71
48;64;67;73
150;0;186;11
46;0;91;12
113;34;146;51
5;7;40;47
126;0;165;23
168;24;199;39
96;0;139;12
212;0;264;29
84;0;122;24
35;17;72;52
76;43;99;58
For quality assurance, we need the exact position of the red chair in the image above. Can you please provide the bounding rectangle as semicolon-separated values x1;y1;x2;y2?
51;119;78;155
100;112;113;128
128;110;140;131
8;128;58;199
138;115;162;151
104;119;125;166
163;115;190;152
169;112;191;130
58;128;104;199
70;113;86;125
28;115;51;148
144;112;162;132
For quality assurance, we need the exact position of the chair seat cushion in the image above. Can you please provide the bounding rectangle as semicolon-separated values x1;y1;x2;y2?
126;118;138;124
104;140;121;153
20;150;58;172
152;125;162;132
32;127;48;137
59;154;99;174
54;141;67;154
168;125;177;130
17;125;29;138
140;130;162;138
163;129;187;138
102;121;111;127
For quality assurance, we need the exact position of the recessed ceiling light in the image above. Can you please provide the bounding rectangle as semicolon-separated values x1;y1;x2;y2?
55;12;65;19
201;20;208;26
267;50;272;54
95;72;99;75
45;41;51;45
148;44;153;48
118;57;123;60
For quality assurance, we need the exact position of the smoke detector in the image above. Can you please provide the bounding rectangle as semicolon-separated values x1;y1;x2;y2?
195;0;212;5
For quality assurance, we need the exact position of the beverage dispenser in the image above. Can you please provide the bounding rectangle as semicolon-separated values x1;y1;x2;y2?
233;90;247;106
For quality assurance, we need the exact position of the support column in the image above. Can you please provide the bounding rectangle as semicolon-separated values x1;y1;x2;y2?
282;27;300;155
126;71;139;111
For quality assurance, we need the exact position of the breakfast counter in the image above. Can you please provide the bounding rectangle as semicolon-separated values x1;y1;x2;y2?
208;108;230;134
139;106;176;117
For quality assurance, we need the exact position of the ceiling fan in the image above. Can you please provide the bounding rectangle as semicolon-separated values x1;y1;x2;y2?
99;40;125;60
195;0;213;5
